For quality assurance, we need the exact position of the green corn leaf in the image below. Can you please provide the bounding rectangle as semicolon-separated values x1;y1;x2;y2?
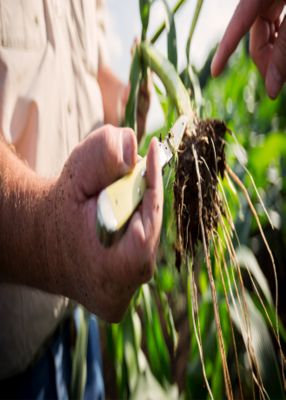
131;310;142;358
156;282;178;351
124;340;139;393
125;46;141;133
139;0;152;41
161;0;177;69
122;309;143;392
154;82;169;118
180;65;202;114
230;293;285;399
150;304;171;380
186;0;204;63
249;131;286;185
142;284;152;323
142;284;171;382
151;0;187;44
252;296;286;342
70;307;89;400
139;42;194;121
236;245;272;304
130;359;179;400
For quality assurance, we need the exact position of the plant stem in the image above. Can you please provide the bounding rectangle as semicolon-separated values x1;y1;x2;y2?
139;42;195;122
186;0;204;63
150;0;187;44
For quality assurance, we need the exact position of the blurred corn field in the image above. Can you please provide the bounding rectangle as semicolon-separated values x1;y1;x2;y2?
99;1;286;399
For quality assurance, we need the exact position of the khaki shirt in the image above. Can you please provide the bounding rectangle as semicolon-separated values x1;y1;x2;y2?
0;0;107;379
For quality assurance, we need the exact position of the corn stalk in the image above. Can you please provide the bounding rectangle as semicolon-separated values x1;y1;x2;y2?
140;43;194;120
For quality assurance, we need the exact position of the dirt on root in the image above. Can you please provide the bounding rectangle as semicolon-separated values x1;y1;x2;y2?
174;119;229;269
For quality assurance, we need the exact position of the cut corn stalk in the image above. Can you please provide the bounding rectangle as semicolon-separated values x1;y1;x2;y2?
125;46;141;132
139;42;196;127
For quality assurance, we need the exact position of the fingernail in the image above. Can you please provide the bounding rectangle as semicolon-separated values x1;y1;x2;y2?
151;137;162;168
122;129;135;167
266;63;283;99
151;137;159;156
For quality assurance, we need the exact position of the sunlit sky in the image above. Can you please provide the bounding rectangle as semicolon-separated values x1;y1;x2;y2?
105;0;239;130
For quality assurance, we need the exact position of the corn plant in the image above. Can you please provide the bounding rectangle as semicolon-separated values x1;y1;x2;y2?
102;1;286;399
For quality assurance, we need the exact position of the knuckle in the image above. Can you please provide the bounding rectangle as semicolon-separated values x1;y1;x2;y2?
104;123;114;135
101;125;123;165
123;127;135;137
101;124;115;147
122;128;137;156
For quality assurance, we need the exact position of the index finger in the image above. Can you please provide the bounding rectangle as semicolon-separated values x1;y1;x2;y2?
211;0;261;77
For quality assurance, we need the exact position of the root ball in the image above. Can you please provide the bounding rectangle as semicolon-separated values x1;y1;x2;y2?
174;119;229;269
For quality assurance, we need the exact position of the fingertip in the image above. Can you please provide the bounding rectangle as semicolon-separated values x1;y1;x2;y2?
265;63;283;99
211;51;221;78
265;16;286;99
150;136;159;149
211;0;259;79
146;137;158;167
151;136;160;156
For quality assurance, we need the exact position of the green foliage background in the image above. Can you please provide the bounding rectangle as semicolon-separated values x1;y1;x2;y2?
101;2;286;399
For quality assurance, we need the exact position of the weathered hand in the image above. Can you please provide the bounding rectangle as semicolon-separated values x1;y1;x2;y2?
46;125;163;322
211;0;286;98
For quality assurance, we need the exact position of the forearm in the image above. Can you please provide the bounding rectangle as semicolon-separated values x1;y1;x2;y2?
0;137;54;289
98;65;128;126
0;125;162;321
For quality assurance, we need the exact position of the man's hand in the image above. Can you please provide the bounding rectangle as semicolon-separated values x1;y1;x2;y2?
0;126;163;322
211;0;286;99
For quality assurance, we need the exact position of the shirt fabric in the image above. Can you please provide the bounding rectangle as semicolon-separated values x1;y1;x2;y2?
0;0;107;379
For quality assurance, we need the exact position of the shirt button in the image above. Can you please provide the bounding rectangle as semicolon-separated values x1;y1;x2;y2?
67;102;72;114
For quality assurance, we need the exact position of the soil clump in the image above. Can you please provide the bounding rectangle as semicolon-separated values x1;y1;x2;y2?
174;119;229;269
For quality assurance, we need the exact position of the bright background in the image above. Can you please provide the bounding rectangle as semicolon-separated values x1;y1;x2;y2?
105;0;239;130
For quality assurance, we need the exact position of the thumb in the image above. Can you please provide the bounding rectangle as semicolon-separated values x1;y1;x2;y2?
70;125;137;197
265;16;286;99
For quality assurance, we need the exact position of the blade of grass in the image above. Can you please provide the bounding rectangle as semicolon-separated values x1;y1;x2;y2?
125;46;141;133
230;293;285;400
150;0;187;44
71;307;89;400
186;0;204;63
161;0;178;69
139;0;152;41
